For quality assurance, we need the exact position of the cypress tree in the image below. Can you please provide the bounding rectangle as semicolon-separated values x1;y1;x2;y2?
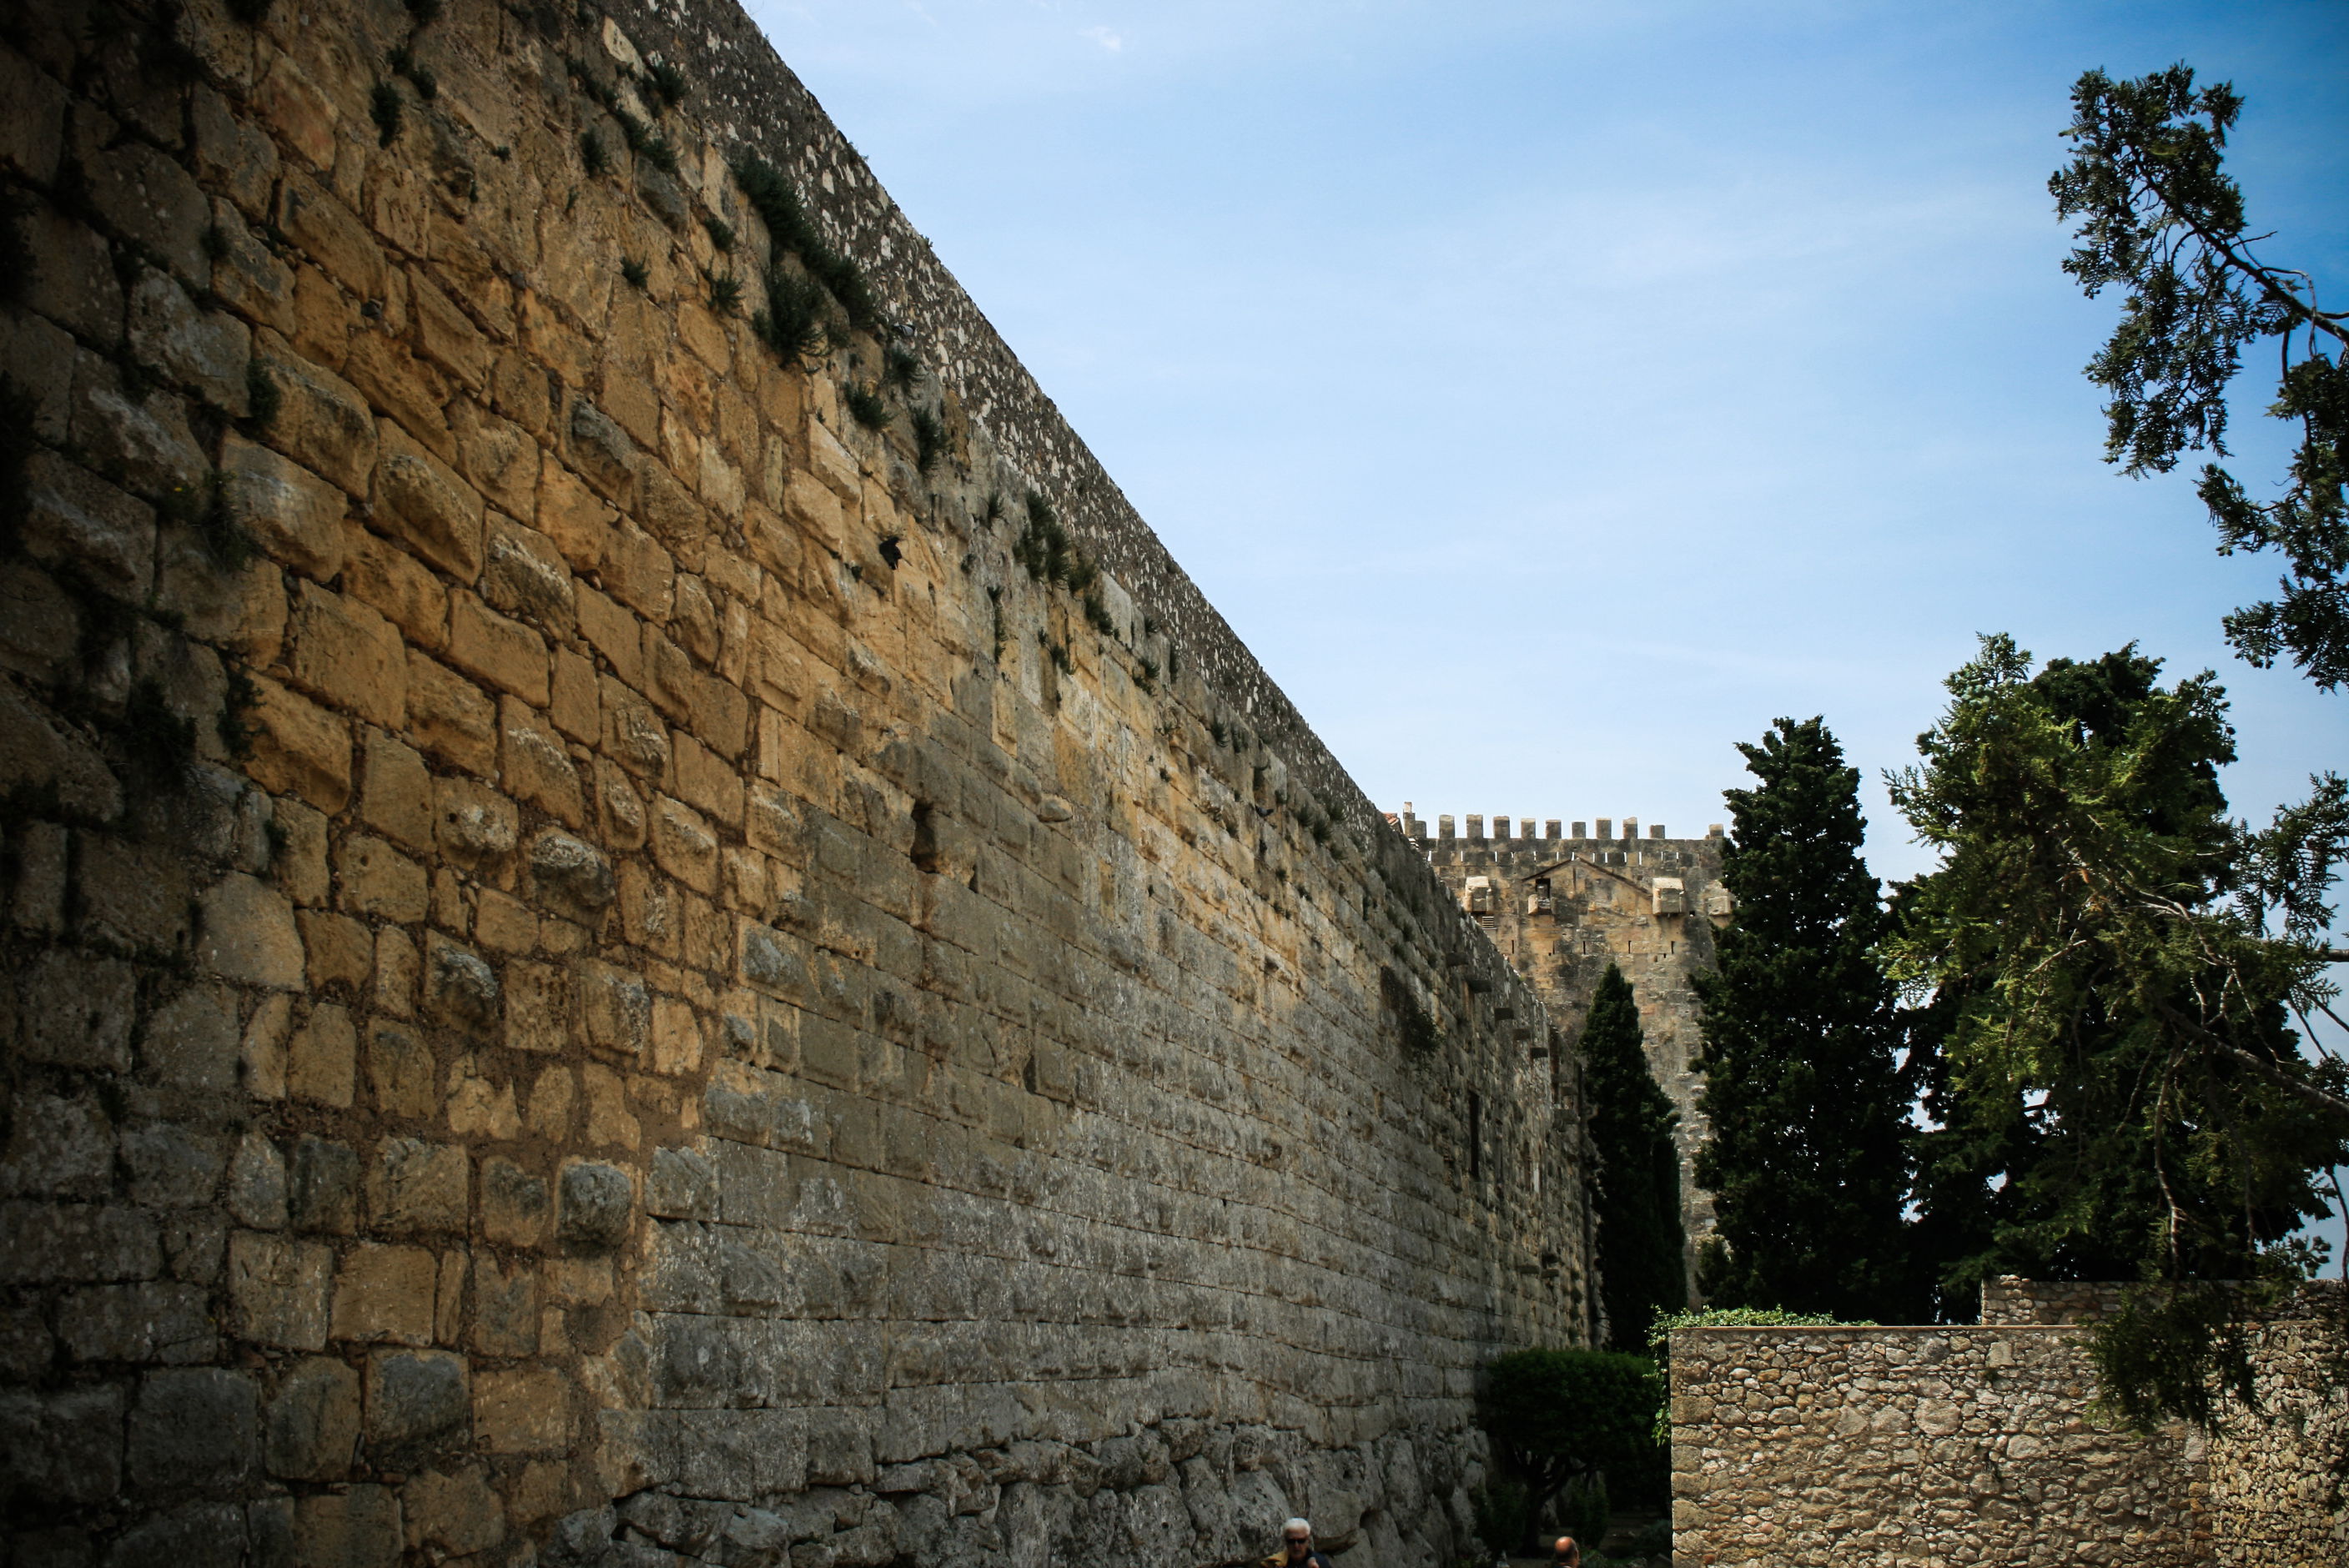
1582;962;1688;1351
1692;716;1913;1320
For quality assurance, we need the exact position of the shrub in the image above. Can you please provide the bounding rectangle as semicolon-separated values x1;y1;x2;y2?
843;382;890;430
731;154;881;333
909;407;944;473
1470;1477;1531;1558
1558;1470;1609;1554
370;81;403;147
753;270;827;366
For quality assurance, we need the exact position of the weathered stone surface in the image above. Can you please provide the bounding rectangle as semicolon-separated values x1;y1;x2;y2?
222;432;347;580
254;339;379;497
556;1160;632;1248
0;1385;127;1505
0;3;1627;1561
129;270;251;417
266;1355;361;1482
128;1368;259;1499
17;949;138;1069
367;1138;468;1235
376;421;485;582
365;1349;468;1454
227;1231;331;1349
289;1136;360;1235
20;450;157;599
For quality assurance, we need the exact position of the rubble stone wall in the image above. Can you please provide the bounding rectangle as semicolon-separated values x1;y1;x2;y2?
1669;1280;2349;1566
1668;1324;2204;1566
0;0;1589;1563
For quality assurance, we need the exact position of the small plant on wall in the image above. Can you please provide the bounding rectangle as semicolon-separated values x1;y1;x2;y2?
753;272;827;366
910;408;945;473
844;382;890;430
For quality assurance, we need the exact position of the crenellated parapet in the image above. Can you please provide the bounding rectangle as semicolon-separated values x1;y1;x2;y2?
1396;804;1732;1283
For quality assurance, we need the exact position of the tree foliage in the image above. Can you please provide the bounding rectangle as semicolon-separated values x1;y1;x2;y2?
1582;962;1688;1352
1886;636;2349;1419
1477;1348;1662;1524
2053;64;2349;689
1692;717;1914;1320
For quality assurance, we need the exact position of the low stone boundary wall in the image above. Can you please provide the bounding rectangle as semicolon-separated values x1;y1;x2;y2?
1667;1324;2202;1565
1668;1281;2348;1566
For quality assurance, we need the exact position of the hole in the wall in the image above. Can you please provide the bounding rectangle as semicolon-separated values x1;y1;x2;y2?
909;802;938;874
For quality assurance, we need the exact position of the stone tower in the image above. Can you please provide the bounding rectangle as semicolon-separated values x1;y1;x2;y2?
1397;808;1730;1281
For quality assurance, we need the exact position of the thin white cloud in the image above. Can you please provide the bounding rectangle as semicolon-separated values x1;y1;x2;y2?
1080;24;1123;50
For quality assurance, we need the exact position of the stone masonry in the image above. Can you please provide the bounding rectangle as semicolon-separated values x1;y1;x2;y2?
1401;809;1728;1283
0;0;1593;1562
1668;1279;2349;1565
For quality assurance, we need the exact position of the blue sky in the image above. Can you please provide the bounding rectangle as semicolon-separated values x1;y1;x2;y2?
744;0;2345;888
738;0;2349;1258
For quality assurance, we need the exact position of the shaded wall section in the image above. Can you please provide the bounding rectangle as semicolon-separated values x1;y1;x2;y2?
0;0;1591;1562
1407;812;1728;1281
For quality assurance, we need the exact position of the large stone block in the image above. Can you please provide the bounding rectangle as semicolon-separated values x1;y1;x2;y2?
0;1092;113;1200
222;431;347;580
330;1242;437;1345
474;1364;570;1455
557;1159;633;1249
197;872;307;991
227;1231;331;1349
129;270;251;417
276;172;389;302
20;450;156;599
365;1348;468;1454
294;1485;405;1568
58;1280;216;1364
80;132;210;282
128;1368;259;1499
254;339;379;496
367;1138;469;1234
289;1136;360;1235
17;949;137;1069
375;420;485;580
448;591;551;705
501;696;585;826
287;580;407;730
237;673;352;814
287;1002;358;1108
0;1385;125;1505
265;1355;360;1481
0;44;65;184
405;651;499;776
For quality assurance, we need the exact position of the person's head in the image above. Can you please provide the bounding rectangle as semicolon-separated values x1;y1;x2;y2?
1281;1519;1314;1558
1552;1536;1579;1565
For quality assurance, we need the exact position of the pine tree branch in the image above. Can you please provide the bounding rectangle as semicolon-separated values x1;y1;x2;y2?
2123;145;2349;349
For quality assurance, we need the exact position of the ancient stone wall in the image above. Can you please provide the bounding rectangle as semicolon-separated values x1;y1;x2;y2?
1406;812;1726;1279
1668;1279;2349;1567
0;0;1591;1562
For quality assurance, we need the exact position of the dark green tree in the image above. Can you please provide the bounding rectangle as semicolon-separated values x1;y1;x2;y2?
2053;63;2347;690
1582;963;1688;1351
1886;636;2349;1425
1477;1347;1662;1544
1692;716;1914;1320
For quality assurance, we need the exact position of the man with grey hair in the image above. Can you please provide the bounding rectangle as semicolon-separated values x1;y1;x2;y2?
1260;1517;1335;1568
